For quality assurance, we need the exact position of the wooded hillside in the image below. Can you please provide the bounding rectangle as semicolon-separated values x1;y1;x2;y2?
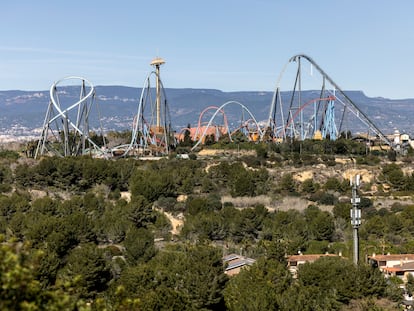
0;139;412;310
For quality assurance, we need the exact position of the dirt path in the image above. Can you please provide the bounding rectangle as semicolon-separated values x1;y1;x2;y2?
163;212;184;235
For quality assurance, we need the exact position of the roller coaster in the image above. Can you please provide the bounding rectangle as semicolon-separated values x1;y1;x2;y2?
35;54;393;158
36;58;175;158
266;54;391;146
35;76;108;158
186;54;392;148
111;57;175;157
191;101;263;150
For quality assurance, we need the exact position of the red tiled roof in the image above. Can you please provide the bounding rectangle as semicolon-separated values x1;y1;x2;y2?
383;267;402;273
383;261;414;273
368;254;414;261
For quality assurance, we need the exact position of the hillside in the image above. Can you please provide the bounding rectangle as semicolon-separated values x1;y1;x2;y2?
0;142;412;309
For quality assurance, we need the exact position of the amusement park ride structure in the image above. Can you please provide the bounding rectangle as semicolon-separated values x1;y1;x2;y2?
34;54;393;158
112;56;175;157
266;54;391;146
35;76;107;159
191;101;263;150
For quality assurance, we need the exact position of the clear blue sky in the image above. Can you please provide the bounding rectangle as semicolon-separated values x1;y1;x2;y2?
1;0;413;99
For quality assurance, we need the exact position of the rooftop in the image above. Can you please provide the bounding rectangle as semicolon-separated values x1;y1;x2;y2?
368;254;414;261
287;254;338;262
383;261;414;273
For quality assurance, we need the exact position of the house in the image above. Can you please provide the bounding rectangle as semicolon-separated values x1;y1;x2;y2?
287;253;339;278
382;262;414;282
223;253;256;276
368;254;414;282
368;254;414;271
368;254;414;308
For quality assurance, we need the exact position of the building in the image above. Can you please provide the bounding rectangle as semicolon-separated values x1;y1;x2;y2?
223;253;256;276
368;253;414;308
368;254;414;282
382;262;414;281
368;254;414;271
177;126;227;144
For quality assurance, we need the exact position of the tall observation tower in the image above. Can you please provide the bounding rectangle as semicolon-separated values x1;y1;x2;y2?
118;55;174;157
150;57;165;131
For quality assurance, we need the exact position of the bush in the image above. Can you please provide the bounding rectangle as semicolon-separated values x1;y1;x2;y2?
321;155;336;166
301;179;319;194
0;149;19;160
318;193;337;205
356;154;381;165
324;177;342;191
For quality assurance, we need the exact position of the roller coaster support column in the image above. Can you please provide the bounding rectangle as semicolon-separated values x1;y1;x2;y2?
350;175;361;265
321;97;337;140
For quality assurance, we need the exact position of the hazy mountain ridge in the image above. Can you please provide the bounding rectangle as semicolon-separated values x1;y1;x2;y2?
1;86;414;140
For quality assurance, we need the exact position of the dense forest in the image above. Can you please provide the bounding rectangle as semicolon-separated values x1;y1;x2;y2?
1;138;414;310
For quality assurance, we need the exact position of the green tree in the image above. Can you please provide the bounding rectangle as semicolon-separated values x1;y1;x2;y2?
169;244;228;309
96;199;130;243
296;256;387;307
114;244;227;310
35;249;61;287
255;143;268;159
0;165;12;192
280;173;296;194
57;243;111;299
280;283;340;311
362;215;387;239
129;168;176;202
356;264;387;298
298;257;357;304
262;209;308;255
311;211;335;241
304;205;335;241
333;202;351;220
127;195;155;228
110;261;191;310
0;237;76;310
224;258;292;310
406;274;414;297
31;197;58;216
381;163;405;190
186;195;221;216
180;125;193;147
123;226;156;264
231;205;268;242
301;178;319;194
324;177;343;192
230;170;255;197
181;211;226;242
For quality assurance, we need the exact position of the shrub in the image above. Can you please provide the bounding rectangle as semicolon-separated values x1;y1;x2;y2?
318;192;337;205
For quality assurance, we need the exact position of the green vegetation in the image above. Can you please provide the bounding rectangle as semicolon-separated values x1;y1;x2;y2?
0;138;412;309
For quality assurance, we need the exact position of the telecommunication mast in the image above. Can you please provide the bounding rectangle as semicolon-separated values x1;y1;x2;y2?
350;174;361;265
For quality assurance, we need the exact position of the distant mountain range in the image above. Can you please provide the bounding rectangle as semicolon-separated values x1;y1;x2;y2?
1;86;414;142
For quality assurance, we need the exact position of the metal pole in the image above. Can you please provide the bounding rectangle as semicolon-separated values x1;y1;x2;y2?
353;221;359;265
351;175;361;265
155;64;160;129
